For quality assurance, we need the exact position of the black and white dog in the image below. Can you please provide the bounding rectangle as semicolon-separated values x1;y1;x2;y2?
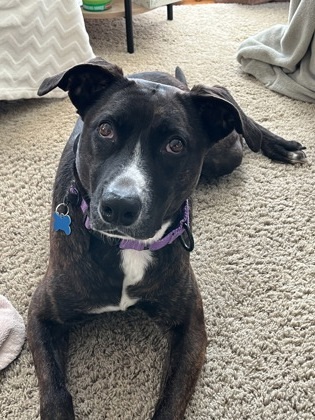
27;57;306;420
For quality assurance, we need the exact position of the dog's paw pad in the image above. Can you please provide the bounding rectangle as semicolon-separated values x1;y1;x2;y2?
53;212;72;235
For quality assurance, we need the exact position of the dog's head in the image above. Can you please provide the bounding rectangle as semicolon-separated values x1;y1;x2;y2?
39;57;243;242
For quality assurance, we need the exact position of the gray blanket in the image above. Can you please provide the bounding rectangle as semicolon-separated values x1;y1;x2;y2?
237;0;315;103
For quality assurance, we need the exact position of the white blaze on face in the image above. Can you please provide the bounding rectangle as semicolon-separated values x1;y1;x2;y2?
97;141;151;226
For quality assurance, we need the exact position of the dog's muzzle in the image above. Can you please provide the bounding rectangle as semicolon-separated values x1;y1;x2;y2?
99;192;142;227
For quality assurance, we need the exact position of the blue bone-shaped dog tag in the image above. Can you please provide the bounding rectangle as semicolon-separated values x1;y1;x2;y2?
53;212;72;235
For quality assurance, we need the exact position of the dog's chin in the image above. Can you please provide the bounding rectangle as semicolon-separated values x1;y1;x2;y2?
91;221;172;244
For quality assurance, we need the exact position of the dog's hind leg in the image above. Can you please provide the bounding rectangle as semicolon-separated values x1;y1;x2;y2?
208;86;307;165
256;123;308;164
202;131;244;179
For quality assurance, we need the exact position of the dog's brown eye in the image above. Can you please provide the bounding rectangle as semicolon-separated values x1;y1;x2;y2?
166;138;185;154
99;122;114;139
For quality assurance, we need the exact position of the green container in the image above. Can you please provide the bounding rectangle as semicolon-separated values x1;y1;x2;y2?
82;0;112;11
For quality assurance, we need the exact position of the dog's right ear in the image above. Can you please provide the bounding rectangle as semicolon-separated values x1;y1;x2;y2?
37;57;124;116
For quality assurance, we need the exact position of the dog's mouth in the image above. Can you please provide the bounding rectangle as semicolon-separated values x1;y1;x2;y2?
88;199;171;243
91;220;172;244
100;229;129;239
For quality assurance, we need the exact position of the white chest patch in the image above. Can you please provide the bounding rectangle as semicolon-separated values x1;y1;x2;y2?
88;249;153;314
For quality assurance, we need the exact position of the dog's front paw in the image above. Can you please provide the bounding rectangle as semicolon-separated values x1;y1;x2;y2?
261;138;308;165
40;389;75;420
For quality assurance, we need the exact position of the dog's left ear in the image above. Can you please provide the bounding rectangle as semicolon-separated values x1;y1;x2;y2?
38;57;124;116
190;85;243;143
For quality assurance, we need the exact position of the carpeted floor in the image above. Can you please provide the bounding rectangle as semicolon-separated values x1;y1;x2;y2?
1;3;315;419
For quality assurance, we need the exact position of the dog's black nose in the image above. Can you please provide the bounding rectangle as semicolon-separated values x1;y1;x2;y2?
100;192;142;226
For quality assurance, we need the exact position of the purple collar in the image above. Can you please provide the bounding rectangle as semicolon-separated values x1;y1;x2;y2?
69;186;194;252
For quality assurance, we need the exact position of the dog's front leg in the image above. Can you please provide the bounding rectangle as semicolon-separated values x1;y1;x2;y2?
151;293;207;420
28;289;74;420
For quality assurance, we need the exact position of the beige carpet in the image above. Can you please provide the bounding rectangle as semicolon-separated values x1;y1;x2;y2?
1;3;315;419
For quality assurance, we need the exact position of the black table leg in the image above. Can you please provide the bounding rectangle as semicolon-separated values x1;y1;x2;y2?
123;1;173;53
124;0;134;53
167;4;173;21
